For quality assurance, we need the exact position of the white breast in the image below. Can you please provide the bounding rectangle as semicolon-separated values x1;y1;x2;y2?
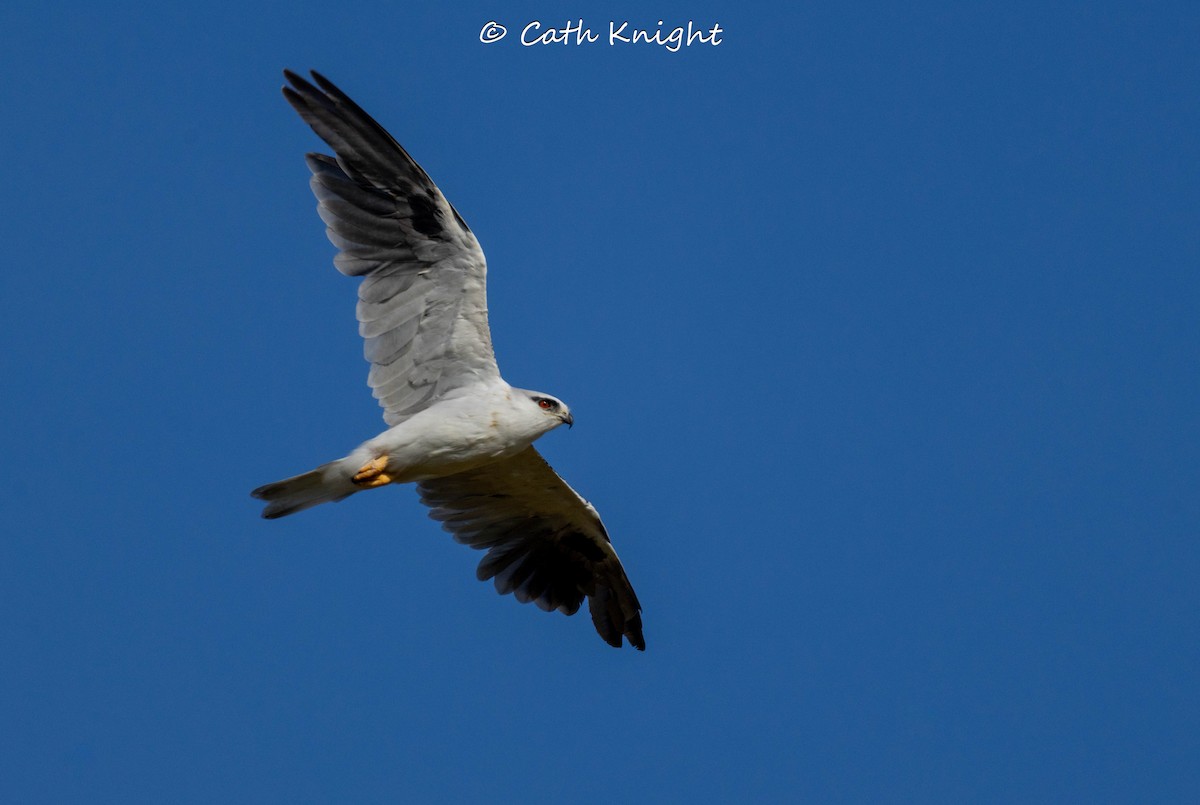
353;384;551;483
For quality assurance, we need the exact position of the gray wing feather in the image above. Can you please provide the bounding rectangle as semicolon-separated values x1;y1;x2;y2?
417;448;645;650
283;70;498;425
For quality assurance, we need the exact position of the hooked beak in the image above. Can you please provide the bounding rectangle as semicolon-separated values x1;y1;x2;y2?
561;412;574;429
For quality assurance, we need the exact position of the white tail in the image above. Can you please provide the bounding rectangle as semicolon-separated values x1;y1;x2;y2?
251;462;358;519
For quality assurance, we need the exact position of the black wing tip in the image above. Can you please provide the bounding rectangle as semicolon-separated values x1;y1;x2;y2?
282;68;318;88
281;69;354;114
601;630;645;651
308;70;342;97
280;85;309;119
627;616;646;651
281;70;333;112
598;611;645;650
618;614;646;651
281;69;312;99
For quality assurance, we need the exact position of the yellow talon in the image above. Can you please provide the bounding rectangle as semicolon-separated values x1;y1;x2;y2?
352;455;392;488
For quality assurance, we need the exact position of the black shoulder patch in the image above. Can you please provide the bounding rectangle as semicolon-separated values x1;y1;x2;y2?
409;191;444;238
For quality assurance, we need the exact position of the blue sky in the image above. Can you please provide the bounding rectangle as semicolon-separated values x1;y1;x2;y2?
2;1;1197;801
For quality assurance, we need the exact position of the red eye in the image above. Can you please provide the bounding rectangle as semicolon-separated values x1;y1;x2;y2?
538;399;552;410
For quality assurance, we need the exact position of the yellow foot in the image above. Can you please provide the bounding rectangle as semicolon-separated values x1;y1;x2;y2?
352;455;393;488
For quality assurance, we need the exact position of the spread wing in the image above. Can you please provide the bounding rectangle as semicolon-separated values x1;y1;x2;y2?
417;448;645;650
283;70;499;426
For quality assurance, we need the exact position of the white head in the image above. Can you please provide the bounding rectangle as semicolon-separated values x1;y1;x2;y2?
519;389;574;431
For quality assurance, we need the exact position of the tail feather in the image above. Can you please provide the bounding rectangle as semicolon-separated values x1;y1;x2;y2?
251;462;357;519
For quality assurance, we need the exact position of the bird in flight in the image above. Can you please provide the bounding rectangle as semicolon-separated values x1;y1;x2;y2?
252;71;644;650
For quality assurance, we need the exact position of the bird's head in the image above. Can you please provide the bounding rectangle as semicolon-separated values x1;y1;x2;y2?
523;391;573;430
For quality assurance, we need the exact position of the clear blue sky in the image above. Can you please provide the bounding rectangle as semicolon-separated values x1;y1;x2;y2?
2;1;1197;802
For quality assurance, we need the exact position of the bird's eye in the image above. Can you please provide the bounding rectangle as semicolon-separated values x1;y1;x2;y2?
538;399;553;410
